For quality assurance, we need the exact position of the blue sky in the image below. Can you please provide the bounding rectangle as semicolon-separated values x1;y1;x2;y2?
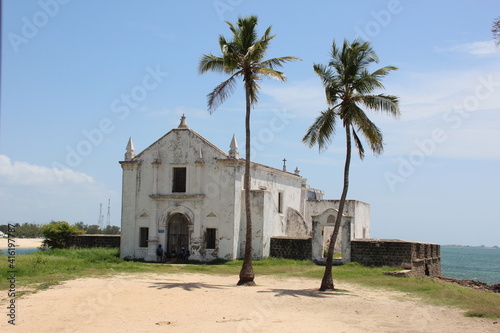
1;0;499;246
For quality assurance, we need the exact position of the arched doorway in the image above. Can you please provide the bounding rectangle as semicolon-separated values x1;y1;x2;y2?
167;213;190;255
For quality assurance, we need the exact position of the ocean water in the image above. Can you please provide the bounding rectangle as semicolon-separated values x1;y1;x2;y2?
441;246;500;285
1;247;42;255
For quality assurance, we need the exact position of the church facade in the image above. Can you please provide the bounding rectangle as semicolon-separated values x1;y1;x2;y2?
119;116;370;262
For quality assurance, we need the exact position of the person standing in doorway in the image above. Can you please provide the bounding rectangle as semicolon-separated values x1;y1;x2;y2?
156;244;164;263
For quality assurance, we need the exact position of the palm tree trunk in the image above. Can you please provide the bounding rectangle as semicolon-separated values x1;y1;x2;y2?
238;80;256;286
320;123;352;291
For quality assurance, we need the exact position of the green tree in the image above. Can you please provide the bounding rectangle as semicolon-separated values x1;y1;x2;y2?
86;224;102;234
303;39;400;291
40;221;85;249
102;225;120;235
199;16;300;285
74;221;88;232
16;223;42;238
0;225;9;235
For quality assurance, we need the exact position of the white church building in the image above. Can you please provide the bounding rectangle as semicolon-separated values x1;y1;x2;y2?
119;116;370;262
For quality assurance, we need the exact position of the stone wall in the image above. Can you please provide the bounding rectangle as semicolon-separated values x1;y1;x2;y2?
67;234;121;248
351;239;441;277
270;237;312;260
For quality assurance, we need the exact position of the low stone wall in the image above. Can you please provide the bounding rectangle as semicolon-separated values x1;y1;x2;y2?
270;237;312;260
67;234;121;248
351;239;441;277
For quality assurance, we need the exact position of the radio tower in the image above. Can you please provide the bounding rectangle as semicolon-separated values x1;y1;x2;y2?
106;199;111;227
98;203;104;228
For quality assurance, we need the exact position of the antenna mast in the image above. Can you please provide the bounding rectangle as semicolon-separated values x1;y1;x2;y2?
106;199;111;227
98;203;103;228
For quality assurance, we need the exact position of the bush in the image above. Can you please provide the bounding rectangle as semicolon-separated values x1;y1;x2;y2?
40;221;85;249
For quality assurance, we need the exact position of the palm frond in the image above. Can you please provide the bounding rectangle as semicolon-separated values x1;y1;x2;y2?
352;128;365;160
198;54;227;74
260;56;301;70
207;74;239;113
371;65;398;79
302;108;337;151
357;94;400;118
351;106;384;155
244;78;260;106
256;67;286;81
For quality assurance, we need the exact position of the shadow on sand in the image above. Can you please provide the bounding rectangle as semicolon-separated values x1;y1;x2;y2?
257;288;351;298
148;280;352;298
148;281;231;291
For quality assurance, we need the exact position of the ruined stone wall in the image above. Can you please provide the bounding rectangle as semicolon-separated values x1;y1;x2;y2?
351;239;441;277
67;235;121;248
270;237;312;260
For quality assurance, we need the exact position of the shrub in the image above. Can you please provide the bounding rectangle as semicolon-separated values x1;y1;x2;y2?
40;221;85;249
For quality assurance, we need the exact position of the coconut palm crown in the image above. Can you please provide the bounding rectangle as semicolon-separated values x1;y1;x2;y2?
303;39;400;291
199;16;300;286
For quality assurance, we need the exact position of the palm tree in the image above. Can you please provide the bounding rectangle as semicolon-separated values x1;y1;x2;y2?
199;16;300;286
303;39;400;291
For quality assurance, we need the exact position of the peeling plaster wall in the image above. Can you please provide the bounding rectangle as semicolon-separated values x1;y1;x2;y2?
120;128;308;261
307;200;368;262
120;127;370;262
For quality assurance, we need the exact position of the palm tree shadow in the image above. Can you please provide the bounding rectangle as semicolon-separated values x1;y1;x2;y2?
258;288;351;298
148;281;230;292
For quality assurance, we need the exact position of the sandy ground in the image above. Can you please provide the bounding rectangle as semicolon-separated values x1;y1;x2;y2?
1;273;498;333
0;238;43;249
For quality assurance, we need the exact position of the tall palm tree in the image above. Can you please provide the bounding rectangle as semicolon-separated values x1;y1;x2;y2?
199;16;300;286
303;39;400;291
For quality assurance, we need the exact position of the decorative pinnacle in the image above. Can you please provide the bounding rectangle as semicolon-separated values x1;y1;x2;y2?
125;137;135;161
178;114;188;129
229;134;239;159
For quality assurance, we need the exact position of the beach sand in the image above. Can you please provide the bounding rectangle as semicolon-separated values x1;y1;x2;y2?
1;273;498;332
0;237;43;249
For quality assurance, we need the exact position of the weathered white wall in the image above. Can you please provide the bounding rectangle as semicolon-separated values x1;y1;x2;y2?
120;123;370;262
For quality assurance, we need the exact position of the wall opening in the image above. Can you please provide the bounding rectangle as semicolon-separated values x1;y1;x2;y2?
172;167;187;193
139;227;149;248
167;214;189;254
206;228;216;249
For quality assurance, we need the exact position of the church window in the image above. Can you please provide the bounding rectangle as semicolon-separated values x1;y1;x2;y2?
278;191;284;213
139;227;149;247
206;228;216;249
172;167;187;192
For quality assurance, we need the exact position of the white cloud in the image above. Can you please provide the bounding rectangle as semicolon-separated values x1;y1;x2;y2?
262;79;326;118
0;155;94;186
436;40;499;56
0;155;118;225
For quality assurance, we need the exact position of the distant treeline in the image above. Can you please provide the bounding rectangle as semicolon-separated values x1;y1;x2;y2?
0;222;120;237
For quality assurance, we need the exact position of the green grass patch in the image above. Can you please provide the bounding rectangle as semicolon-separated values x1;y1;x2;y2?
1;250;499;318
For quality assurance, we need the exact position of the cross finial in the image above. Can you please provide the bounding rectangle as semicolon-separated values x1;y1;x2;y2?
282;158;287;172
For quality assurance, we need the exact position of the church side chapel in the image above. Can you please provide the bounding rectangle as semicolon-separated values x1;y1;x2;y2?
119;115;370;262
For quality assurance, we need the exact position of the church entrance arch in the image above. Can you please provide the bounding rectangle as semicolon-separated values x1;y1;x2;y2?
167;213;190;255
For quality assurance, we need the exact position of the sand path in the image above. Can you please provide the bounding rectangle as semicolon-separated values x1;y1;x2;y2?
1;273;498;332
0;238;43;249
